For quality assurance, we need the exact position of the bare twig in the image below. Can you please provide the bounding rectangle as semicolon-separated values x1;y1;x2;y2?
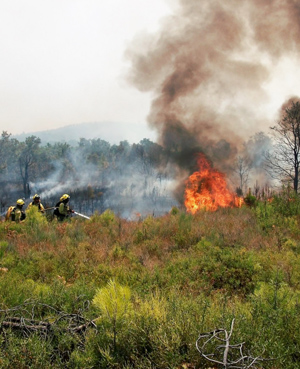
196;319;269;369
0;301;97;337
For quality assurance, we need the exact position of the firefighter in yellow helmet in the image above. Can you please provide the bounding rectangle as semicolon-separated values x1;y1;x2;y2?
53;194;74;221
27;194;45;213
5;199;26;223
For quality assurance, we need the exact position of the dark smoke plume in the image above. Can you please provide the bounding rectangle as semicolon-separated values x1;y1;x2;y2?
126;0;300;199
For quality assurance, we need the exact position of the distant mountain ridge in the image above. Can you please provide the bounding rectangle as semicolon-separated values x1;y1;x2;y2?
13;121;157;145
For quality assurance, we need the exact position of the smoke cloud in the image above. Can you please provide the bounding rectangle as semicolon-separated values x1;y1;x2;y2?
27;143;177;219
126;0;300;194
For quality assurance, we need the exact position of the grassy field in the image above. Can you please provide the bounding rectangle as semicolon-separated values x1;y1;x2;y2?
0;192;300;368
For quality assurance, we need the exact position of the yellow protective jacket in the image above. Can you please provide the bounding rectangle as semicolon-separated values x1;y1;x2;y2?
27;201;45;212
53;200;73;221
58;202;69;216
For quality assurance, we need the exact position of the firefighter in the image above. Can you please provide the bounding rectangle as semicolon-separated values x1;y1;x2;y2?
27;194;45;213
53;194;74;221
5;199;26;223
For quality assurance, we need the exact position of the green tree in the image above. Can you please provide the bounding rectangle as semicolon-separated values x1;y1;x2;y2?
92;279;132;351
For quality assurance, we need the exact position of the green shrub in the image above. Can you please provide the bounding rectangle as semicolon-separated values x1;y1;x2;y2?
244;192;257;208
0;241;9;260
255;200;277;231
99;209;116;226
93;279;133;348
170;206;180;215
0;335;56;369
1;202;300;367
194;241;257;296
272;186;300;216
25;206;48;227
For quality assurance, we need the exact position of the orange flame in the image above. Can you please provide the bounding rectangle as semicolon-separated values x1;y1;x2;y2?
184;153;243;213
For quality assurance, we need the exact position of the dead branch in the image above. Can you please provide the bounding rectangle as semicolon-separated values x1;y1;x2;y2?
196;318;270;369
0;301;97;337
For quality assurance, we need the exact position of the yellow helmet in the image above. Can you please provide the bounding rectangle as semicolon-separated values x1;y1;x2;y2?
33;194;40;200
60;194;70;201
16;199;25;206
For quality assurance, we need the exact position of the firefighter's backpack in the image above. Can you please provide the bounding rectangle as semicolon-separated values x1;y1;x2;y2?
5;206;15;221
53;202;61;217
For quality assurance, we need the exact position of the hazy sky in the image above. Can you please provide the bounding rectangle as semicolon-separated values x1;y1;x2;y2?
1;0;300;143
0;0;172;138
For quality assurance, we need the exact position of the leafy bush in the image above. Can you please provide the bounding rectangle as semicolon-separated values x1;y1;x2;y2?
271;186;300;216
244;192;257;208
1;202;300;368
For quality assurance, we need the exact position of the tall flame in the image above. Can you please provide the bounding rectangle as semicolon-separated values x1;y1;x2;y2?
184;153;243;213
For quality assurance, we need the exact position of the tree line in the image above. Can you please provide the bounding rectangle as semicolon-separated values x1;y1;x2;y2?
1;98;300;216
0;134;175;217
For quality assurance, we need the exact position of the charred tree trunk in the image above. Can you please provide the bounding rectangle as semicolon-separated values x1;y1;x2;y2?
19;160;31;199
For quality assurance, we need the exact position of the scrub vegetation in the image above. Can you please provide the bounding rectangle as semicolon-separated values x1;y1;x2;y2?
1;189;300;368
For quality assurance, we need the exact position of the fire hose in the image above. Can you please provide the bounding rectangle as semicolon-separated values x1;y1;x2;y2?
73;211;90;220
2;208;91;220
44;208;91;220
